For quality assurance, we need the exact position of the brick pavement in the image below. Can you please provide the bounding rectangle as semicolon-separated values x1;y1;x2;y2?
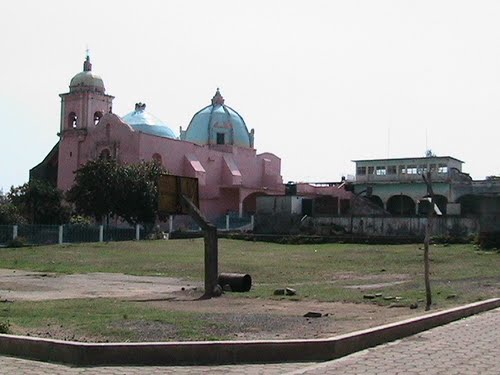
287;307;500;375
0;307;498;374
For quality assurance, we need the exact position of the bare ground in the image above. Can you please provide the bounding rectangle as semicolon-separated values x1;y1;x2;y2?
0;269;426;342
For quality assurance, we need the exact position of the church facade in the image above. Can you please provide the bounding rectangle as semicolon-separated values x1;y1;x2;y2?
31;56;284;220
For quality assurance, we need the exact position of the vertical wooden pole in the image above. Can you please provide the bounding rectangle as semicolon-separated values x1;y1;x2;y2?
182;195;219;298
424;217;432;310
204;225;219;296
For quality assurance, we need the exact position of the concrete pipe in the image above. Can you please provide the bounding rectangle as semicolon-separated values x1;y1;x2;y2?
217;273;252;292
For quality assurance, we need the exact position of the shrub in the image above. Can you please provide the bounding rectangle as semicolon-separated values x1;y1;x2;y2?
477;231;500;250
6;237;27;248
0;320;10;334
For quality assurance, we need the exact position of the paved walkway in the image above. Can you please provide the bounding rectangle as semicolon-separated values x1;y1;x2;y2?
0;307;498;374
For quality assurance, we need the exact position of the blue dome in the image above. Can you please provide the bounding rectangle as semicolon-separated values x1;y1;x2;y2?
122;103;176;139
181;89;253;148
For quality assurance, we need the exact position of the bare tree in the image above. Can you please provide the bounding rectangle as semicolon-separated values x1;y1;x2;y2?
422;172;435;311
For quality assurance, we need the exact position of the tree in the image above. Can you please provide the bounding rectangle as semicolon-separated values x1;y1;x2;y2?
67;159;166;227
67;159;121;222
422;172;435;311
7;180;70;224
0;201;26;225
114;161;166;227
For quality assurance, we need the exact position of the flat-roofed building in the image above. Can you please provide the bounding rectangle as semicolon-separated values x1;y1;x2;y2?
352;156;470;216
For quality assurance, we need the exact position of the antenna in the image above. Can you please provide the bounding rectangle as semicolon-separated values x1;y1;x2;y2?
387;126;390;158
425;128;428;154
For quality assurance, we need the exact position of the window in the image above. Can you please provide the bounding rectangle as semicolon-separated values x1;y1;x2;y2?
438;164;448;173
216;133;225;145
376;166;386;175
417;164;427;174
99;149;111;160
406;165;418;174
356;166;367;175
152;153;162;164
429;163;436;172
387;166;397;175
368;166;374;175
399;165;406;174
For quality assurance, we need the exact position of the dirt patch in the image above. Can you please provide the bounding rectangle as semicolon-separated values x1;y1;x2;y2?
143;296;420;341
0;269;199;301
0;268;423;342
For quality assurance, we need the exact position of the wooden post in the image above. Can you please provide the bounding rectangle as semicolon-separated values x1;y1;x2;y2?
423;215;432;310
181;195;219;298
204;226;219;296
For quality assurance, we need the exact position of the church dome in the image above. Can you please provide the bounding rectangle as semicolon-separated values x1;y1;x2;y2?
69;56;105;93
181;89;253;148
122;103;176;139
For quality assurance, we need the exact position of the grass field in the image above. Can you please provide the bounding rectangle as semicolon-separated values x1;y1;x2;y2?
0;239;498;341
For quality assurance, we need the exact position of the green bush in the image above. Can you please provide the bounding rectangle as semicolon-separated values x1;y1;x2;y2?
6;237;27;248
477;231;500;250
0;320;10;334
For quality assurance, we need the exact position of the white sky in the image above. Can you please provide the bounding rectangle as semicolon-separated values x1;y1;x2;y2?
1;0;500;193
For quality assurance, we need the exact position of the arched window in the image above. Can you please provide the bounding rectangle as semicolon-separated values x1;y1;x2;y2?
68;112;78;128
366;195;384;209
387;195;416;216
94;111;103;125
152;153;162;165
99;149;111;160
418;195;448;215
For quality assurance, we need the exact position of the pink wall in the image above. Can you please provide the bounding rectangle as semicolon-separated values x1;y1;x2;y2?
58;113;284;220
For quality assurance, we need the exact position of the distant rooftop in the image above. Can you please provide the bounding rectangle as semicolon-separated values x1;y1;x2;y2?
352;156;464;164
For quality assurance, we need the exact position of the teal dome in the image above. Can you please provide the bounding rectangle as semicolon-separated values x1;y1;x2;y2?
122;103;176;139
181;89;253;148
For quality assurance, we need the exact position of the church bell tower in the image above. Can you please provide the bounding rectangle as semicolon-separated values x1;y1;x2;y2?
57;55;114;190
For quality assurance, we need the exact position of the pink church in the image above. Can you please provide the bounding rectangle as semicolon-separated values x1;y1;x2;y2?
31;56;285;220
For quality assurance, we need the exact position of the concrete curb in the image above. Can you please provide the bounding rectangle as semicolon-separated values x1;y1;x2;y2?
0;298;499;366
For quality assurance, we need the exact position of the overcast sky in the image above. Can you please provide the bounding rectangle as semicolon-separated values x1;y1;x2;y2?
1;0;499;193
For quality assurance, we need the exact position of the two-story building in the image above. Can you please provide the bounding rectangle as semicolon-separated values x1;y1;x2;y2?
352;156;471;216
